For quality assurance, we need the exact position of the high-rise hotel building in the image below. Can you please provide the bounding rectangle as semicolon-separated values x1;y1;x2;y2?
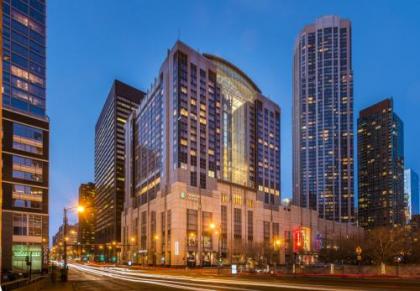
121;41;359;267
293;16;354;222
358;99;405;228
94;80;144;244
1;0;48;274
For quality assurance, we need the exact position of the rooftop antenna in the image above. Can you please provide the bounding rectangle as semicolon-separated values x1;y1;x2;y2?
177;28;181;41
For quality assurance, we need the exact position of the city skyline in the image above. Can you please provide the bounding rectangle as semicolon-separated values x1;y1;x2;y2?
48;0;420;238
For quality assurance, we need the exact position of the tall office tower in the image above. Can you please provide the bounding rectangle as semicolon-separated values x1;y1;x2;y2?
78;183;96;246
1;0;49;275
358;99;405;228
121;41;282;267
94;80;144;244
404;169;419;220
293;16;354;222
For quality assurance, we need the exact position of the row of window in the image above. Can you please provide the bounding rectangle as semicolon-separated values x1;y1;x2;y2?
13;213;43;236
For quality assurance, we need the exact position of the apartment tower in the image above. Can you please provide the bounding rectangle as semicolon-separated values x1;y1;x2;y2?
1;0;49;275
358;99;405;228
293;16;354;222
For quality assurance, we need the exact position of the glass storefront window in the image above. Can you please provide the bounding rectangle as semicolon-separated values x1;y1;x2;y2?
12;244;42;272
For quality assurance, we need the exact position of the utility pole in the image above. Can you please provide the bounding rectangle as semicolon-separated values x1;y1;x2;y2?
63;208;68;281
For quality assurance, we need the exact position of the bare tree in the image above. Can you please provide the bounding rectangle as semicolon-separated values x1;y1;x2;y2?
364;226;407;265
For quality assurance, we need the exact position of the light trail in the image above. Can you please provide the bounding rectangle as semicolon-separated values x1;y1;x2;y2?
69;263;370;291
71;264;259;291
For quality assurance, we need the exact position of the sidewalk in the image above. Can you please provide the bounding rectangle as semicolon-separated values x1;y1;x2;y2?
16;272;77;291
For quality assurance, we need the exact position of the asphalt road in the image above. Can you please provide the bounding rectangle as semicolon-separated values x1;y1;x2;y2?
67;264;420;291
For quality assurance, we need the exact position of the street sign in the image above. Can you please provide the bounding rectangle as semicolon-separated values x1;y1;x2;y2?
231;264;237;274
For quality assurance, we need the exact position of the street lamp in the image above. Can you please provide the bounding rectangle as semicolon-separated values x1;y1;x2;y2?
62;204;90;281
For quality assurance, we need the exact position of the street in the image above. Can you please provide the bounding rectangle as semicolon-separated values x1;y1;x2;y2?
59;264;420;291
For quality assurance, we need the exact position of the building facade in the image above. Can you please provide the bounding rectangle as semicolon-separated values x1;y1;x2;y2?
121;41;358;267
78;183;96;246
358;99;405;228
94;80;144;244
292;16;354;222
404;169;419;221
1;0;49;274
51;223;78;261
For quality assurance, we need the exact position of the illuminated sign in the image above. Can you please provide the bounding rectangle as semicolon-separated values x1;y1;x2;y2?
180;192;199;201
293;227;311;252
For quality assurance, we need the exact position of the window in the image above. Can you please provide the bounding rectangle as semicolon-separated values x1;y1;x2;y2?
12;184;42;197
200;173;206;189
141;211;147;249
272;223;279;239
13;214;27;235
221;193;228;203
13;199;41;209
190;172;197;186
263;221;270;243
233;194;242;205
221;206;228;250
12;155;43;182
247;199;254;208
187;209;198;247
13;123;43;154
13;214;42;237
187;209;198;232
247;210;253;241
12;244;42;272
202;211;212;249
28;215;42;236
234;208;242;239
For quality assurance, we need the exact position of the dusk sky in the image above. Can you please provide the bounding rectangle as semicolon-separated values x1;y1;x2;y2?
48;0;420;237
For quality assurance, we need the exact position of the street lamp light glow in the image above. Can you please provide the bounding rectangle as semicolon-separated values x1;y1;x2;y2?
209;223;216;230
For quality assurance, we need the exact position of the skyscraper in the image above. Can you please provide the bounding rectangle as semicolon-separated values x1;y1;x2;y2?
404;169;419;220
358;98;405;228
94;80;144;244
78;183;96;246
293;16;354;222
1;0;49;275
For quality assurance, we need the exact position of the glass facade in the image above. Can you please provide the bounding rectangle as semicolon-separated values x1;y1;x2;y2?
358;99;405;228
12;244;42;272
94;80;144;244
293;16;354;222
134;82;163;205
405;169;420;219
3;0;46;116
2;0;49;273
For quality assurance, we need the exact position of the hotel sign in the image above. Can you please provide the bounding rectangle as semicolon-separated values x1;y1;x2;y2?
180;192;199;201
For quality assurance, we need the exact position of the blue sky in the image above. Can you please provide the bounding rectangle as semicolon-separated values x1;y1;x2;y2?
47;0;420;237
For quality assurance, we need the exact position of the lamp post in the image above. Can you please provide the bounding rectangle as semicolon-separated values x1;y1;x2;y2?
62;205;88;281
